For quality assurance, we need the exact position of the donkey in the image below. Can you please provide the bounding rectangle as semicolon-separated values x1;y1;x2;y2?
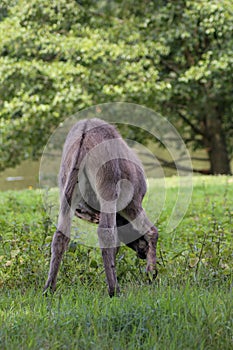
44;118;158;297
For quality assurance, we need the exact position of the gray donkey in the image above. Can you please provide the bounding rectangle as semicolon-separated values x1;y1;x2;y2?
44;118;158;296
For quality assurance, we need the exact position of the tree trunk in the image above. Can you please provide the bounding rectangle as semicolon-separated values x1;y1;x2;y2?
205;111;231;175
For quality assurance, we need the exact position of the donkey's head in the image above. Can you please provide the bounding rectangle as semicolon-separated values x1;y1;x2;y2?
116;214;149;259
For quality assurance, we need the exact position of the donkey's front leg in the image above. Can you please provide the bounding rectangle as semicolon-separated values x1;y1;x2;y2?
98;211;120;297
123;207;159;280
138;210;158;278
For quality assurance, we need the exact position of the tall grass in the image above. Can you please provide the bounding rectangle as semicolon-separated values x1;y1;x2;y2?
1;282;232;350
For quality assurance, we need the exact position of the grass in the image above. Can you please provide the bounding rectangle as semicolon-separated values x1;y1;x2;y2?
0;176;232;349
1;282;232;350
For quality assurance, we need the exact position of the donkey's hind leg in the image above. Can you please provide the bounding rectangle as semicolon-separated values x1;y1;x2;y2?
98;203;120;297
43;194;73;293
43;230;70;292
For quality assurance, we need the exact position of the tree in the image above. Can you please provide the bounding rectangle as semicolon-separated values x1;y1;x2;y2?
0;0;232;174
149;0;233;174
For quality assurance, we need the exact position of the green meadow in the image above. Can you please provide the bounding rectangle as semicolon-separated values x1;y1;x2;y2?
0;176;232;349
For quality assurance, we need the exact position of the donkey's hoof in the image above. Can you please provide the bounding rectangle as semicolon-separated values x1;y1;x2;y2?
43;282;56;296
146;269;158;283
108;286;121;298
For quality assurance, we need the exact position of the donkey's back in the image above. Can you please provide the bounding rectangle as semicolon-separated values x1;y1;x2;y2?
60;118;147;214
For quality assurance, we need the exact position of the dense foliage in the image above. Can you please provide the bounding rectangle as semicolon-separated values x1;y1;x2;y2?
0;0;232;173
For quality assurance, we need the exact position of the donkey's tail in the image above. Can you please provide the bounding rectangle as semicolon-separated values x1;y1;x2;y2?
62;120;88;207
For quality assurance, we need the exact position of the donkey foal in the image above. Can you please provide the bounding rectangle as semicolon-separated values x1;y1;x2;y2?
44;118;158;297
